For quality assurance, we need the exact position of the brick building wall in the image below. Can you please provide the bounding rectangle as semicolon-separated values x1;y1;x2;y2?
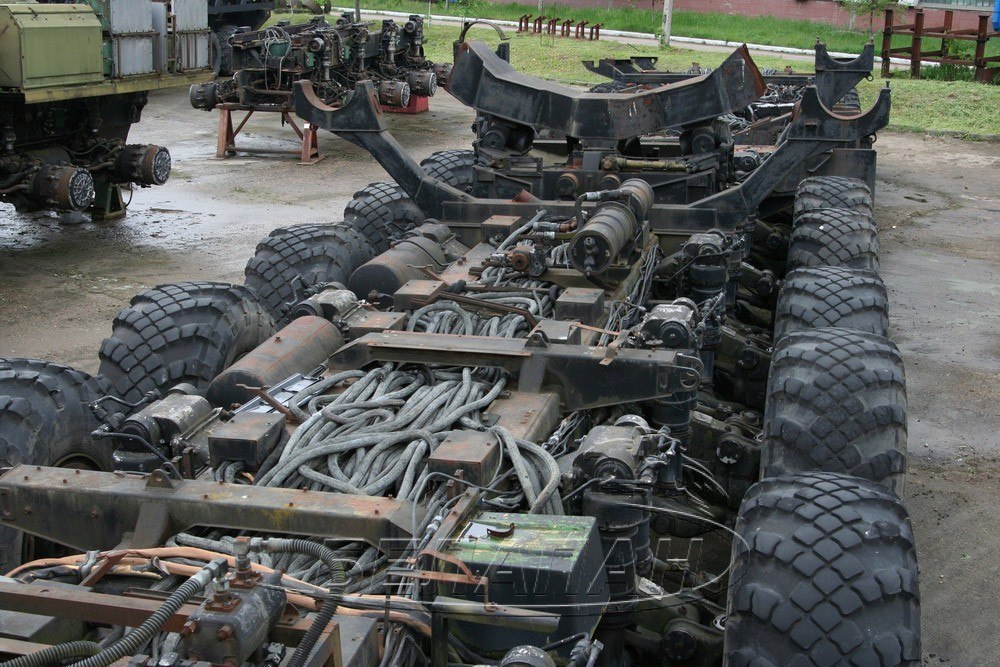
513;0;991;32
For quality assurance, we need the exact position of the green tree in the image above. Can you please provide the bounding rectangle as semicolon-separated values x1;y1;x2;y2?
841;0;899;38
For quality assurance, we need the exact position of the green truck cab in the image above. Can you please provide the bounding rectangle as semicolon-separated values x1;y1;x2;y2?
0;1;215;220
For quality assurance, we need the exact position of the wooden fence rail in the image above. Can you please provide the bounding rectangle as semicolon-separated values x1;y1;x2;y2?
882;8;999;82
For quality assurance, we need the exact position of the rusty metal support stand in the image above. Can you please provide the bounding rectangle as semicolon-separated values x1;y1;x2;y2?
911;10;924;77
881;9;895;78
300;122;322;164
217;106;248;158
216;104;324;165
973;14;999;83
575;20;588;39
518;14;531;32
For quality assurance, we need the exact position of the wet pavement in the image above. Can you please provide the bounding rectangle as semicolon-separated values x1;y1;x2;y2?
874;132;1000;666
1;86;999;664
0;88;475;369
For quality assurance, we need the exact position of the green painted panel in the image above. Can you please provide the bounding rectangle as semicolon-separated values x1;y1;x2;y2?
0;4;104;90
445;511;597;569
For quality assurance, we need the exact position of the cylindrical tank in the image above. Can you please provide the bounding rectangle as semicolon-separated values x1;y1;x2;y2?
568;203;636;276
619;178;654;220
568;179;654;275
206;316;344;407
348;231;450;300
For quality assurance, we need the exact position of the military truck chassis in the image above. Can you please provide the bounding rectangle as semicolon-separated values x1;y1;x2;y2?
0;37;917;667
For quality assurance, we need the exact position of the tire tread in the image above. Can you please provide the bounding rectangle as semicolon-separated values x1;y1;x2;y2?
420;150;475;191
775;267;889;339
0;359;109;469
788;208;879;272
763;328;907;491
343;182;423;252
99;282;274;402
726;472;920;666
244;224;375;320
794;176;873;217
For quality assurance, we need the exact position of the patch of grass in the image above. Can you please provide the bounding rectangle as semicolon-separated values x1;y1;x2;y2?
340;0;1000;59
857;76;1000;138
422;25;809;83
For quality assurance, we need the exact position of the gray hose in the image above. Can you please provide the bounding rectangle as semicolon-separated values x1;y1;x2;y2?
497;210;546;251
70;559;226;667
259;539;346;667
492;427;538;507
518;437;564;515
2;641;102;667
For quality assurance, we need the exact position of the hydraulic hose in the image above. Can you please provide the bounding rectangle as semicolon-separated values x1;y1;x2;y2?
258;539;346;667
2;641;102;667
518;438;564;515
70;558;226;667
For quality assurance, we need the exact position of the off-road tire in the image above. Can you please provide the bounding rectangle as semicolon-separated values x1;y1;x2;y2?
726;472;919;666
420;150;475;192
215;25;240;77
0;359;110;470
763;328;906;492
99;282;275;402
794;176;873;218
832;88;862;114
244;223;376;320
774;267;889;340
0;360;112;574
343;182;424;253
787;209;879;272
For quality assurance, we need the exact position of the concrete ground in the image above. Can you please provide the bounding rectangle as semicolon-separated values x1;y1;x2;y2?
874;132;1000;665
1;87;998;664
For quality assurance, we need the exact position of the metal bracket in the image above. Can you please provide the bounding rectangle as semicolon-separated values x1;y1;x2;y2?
447;42;766;141
325;330;704;411
814;41;876;107
582;41;876;110
145;468;180;489
694;84;890;217
389;549;492;606
293;79;469;217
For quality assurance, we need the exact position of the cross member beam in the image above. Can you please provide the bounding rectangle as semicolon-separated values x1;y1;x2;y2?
0;466;414;552
326;330;704;411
